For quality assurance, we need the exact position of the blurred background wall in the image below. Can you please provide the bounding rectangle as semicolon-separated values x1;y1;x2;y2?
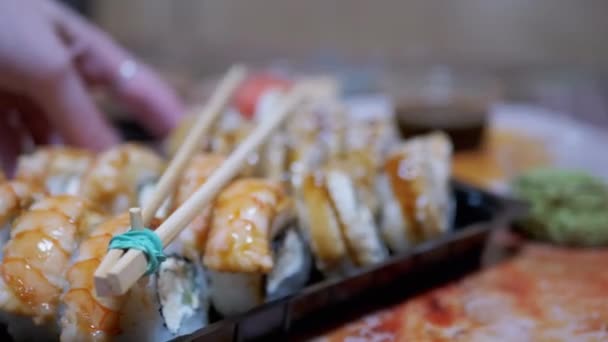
91;0;608;73
85;0;608;125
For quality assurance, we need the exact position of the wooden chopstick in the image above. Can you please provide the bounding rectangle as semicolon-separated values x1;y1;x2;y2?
100;86;307;296
140;65;246;224
94;208;145;296
129;208;144;230
94;65;246;296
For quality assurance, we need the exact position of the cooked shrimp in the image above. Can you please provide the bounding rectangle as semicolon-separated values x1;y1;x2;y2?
0;180;45;250
169;154;225;260
29;195;106;237
0;194;105;326
0;180;46;232
0;184;19;227
79;144;165;214
204;179;290;273
60;213;130;342
15;147;94;195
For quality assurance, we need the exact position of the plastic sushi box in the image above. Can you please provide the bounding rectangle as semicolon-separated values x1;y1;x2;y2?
172;182;525;342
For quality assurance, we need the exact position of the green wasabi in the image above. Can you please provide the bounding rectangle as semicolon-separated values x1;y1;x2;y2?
513;168;608;247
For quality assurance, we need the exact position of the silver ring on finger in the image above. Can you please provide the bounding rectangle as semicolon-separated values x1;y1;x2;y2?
117;59;138;85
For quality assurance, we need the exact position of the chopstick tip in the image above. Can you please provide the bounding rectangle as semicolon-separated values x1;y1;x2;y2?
129;207;145;231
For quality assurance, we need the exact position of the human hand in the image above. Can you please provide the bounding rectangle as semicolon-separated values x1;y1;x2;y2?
0;0;184;171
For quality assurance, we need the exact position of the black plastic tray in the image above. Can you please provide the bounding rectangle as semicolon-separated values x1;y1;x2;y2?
174;182;525;342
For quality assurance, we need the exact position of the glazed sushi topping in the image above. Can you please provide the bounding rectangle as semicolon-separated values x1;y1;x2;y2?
204;179;288;273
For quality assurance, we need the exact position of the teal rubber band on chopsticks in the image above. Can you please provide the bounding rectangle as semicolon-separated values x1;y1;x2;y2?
108;228;166;275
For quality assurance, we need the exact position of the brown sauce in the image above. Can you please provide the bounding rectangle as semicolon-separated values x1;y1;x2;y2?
395;102;488;152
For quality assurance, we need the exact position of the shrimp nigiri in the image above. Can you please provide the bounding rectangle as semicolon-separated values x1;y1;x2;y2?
60;214;130;342
0;180;46;230
0;180;47;263
79;144;164;214
204;178;291;273
204;178;302;316
168;153;225;260
15;147;94;195
29;195;106;237
61;213;208;342
0;195;102;339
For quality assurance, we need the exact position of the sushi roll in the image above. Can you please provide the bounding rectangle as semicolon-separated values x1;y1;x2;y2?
155;256;208;337
251;89;290;182
60;213;130;341
15;147;94;195
203;178;308;316
297;172;351;276
164;105;245;159
207;111;260;177
342;116;400;216
286;135;326;193
209;110;254;156
164;107;211;158
266;227;312;301
164;113;196;158
108;257;208;342
284;108;334;194
0;195;102;340
167;153;226;260
324;170;388;266
78;144;165;215
296;169;387;277
60;214;208;342
377;131;454;253
258;131;288;184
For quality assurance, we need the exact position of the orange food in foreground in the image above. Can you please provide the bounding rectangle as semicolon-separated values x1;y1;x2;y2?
61;214;130;341
0;203;82;324
315;245;608;341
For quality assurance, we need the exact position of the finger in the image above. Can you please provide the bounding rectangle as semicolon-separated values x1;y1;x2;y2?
0;110;29;176
19;31;119;150
48;2;184;138
0;3;118;151
0;92;52;145
19;103;53;145
111;62;185;137
30;63;119;151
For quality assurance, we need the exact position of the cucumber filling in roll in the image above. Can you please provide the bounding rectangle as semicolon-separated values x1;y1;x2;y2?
157;256;208;335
